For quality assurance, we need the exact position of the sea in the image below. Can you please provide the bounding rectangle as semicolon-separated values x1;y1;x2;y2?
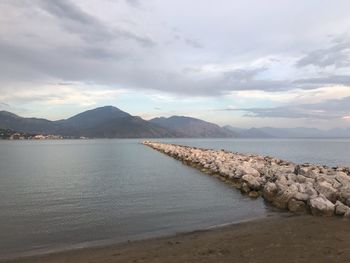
0;138;349;258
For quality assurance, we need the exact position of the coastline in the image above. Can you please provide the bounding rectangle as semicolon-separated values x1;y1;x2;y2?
3;215;350;263
0;212;278;261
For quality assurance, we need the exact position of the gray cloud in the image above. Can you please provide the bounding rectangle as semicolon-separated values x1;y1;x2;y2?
222;96;350;120
297;37;350;68
125;0;140;7
222;68;292;92
185;38;203;49
294;75;350;89
0;0;350;102
38;0;154;46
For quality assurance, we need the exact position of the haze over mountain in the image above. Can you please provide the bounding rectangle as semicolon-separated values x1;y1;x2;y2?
0;106;174;138
150;116;237;138
224;126;273;138
225;125;350;138
1;106;349;138
0;106;234;138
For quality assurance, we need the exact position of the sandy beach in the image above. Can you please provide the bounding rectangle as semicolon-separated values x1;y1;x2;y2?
3;215;350;263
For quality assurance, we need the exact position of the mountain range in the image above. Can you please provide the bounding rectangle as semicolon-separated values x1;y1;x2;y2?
224;125;350;138
0;106;349;138
0;106;236;138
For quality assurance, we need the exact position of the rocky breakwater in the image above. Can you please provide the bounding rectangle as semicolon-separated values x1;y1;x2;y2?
143;141;350;217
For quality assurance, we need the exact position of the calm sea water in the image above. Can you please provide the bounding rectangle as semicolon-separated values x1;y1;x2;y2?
0;139;270;258
161;138;350;167
0;138;349;258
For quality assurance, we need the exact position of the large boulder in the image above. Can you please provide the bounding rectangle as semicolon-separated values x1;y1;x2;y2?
335;172;350;189
288;198;307;213
295;165;318;179
272;185;298;209
308;196;335;216
235;164;260;178
262;182;277;202
335;201;350;216
314;180;338;202
218;167;231;177
241;174;261;190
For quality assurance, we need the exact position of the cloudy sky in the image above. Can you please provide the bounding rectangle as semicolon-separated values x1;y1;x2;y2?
1;0;350;128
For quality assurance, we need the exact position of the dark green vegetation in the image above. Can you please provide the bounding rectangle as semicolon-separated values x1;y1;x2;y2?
0;128;15;139
0;128;35;139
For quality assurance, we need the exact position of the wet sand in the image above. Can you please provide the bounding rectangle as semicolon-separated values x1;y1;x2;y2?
3;215;350;263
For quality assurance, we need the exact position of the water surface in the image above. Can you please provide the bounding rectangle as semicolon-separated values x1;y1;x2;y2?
2;138;348;258
160;138;350;167
0;139;270;258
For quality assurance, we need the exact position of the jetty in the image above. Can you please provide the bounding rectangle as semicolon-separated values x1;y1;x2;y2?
143;141;350;217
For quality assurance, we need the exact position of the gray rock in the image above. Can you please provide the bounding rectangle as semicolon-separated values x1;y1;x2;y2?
335;200;350;216
263;182;277;202
248;191;260;198
241;182;250;193
314;181;338;202
288;198;307;213
272;185;298;209
336;172;350;189
144;141;350;218
294;192;309;201
241;174;261;190
308;196;335;216
236;165;260;178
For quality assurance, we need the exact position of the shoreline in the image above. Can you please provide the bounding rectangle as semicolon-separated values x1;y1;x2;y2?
0;212;280;261
3;215;350;263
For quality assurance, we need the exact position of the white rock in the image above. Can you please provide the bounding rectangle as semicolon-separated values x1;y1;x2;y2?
308;196;335;216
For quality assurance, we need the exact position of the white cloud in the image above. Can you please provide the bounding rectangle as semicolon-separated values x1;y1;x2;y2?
0;83;123;107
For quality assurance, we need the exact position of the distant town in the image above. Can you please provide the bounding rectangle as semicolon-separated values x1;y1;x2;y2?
0;128;87;140
0;128;62;140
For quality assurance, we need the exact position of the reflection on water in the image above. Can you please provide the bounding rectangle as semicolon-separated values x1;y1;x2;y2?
0;139;271;258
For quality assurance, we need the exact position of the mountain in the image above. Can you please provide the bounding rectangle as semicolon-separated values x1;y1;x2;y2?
258;127;326;138
326;128;350;137
58;106;130;129
59;106;174;138
0;110;71;135
2;106;350;138
224;125;273;138
0;106;174;138
224;126;350;138
150;116;237;138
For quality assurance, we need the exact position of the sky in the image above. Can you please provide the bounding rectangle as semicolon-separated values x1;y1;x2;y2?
1;0;350;129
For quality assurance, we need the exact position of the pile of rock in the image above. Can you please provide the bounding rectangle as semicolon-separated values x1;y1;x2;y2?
143;141;350;217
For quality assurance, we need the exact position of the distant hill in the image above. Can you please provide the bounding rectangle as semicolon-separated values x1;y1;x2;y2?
58;106;130;129
1;106;349;138
224;125;273;138
0;111;72;135
62;106;175;138
224;126;350;138
0;106;175;138
150;116;237;138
